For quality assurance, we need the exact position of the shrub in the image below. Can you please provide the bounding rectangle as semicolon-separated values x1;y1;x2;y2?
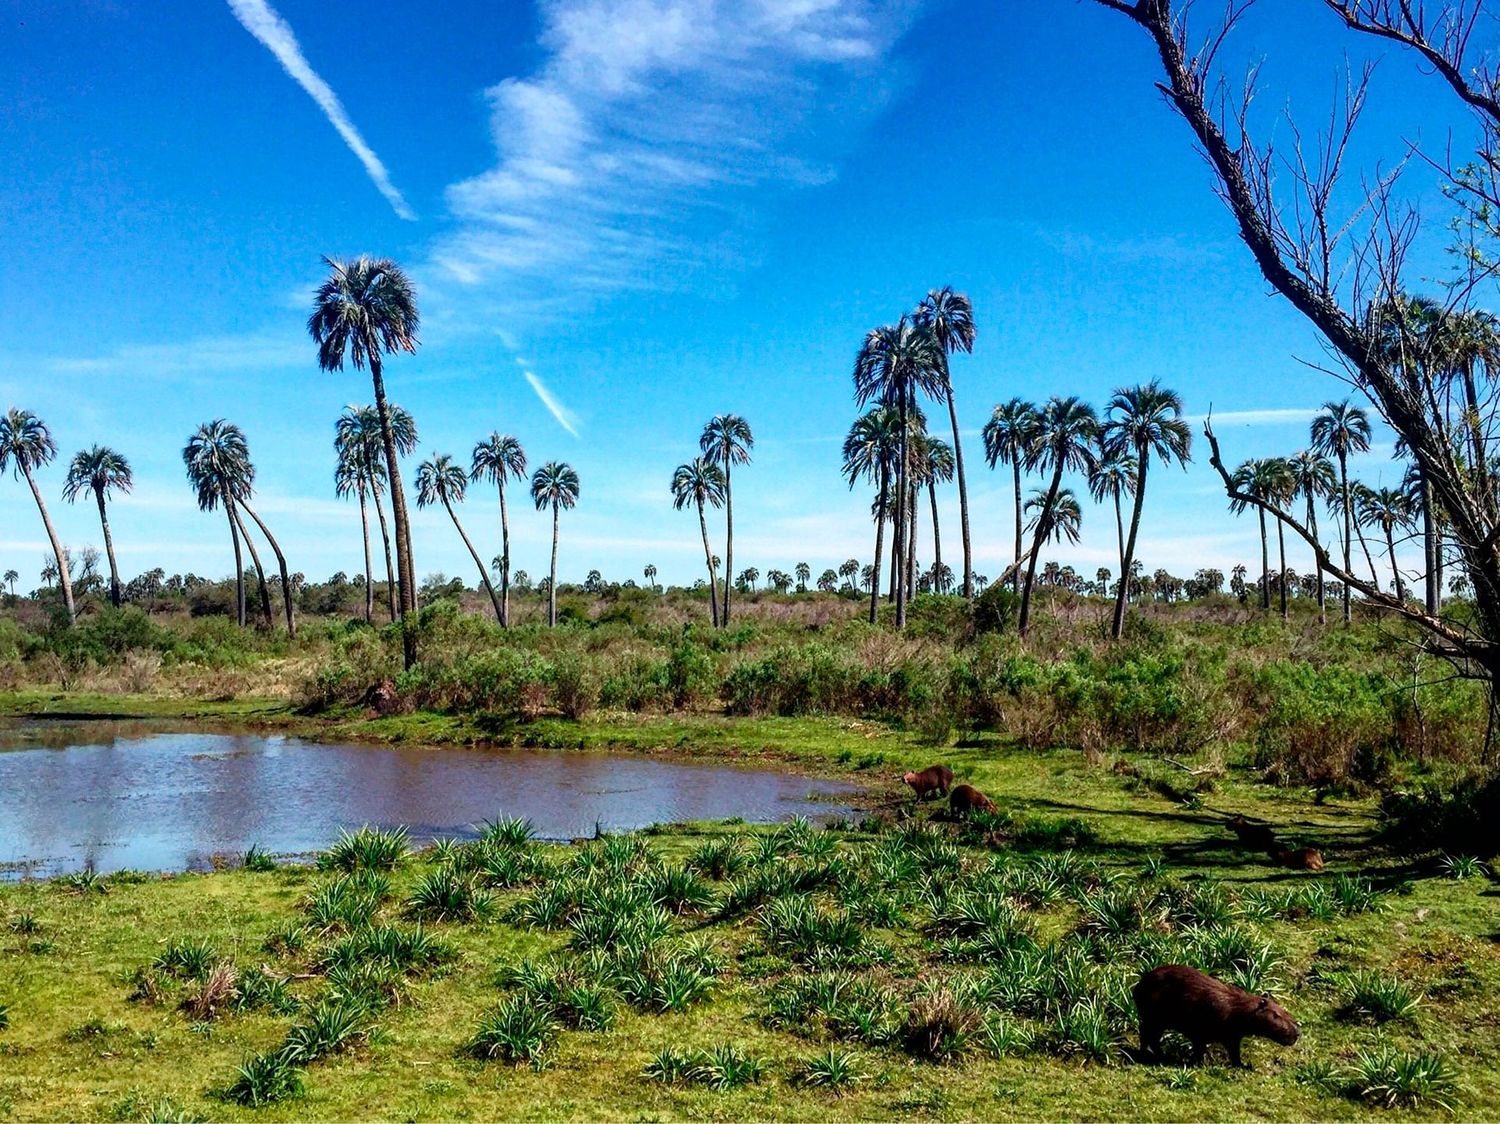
1252;662;1392;786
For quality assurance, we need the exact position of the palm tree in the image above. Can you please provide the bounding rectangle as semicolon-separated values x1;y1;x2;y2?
416;453;504;622
920;435;955;590
237;490;297;638
3;569;16;599
531;461;580;627
843;404;901;624
310;256;421;667
1356;485;1415;599
0;410;75;624
699;415;752;627
356;404;417;623
795;561;811;592
62;445;132;608
1102;381;1191;639
1311;400;1373;623
470;433;527;627
671;457;726;626
1086;443;1137;590
1287;450;1336;623
644;564;658;592
334;414;376;623
1018;397;1098;635
839;558;859;592
853;317;943;628
1230;457;1294;615
1025;487;1083;545
183;420;253;627
982;399;1042;593
913;287;978;598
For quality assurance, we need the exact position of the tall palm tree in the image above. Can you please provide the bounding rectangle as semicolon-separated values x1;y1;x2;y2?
0;409;75;624
1086;443;1137;590
202;428;294;638
853;317;943;628
3;570;16;599
1311;400;1373;623
1230;457;1294;616
1102;381;1191;639
471;433;527;627
982;399;1042;593
310;256;421;667
913;286;977;599
1287;450;1336;623
644;564;658;592
62;445;131;608
919;435;955;590
795;561;811;592
360;404;417;623
1356;484;1415;600
1025;487;1083;545
700;415;753;626
531;461;580;628
1018;397;1098;635
183;420;252;627
416;453;503;622
671;456;727;627
843;405;901;624
334;416;376;623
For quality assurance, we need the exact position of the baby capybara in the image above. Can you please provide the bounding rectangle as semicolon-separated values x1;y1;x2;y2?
1227;814;1277;851
949;783;996;817
1271;846;1325;871
1134;964;1299;1067
901;764;953;801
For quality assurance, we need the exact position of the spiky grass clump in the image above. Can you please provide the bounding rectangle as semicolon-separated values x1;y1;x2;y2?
234;967;297;1014
1440;853;1487;880
903;989;980;1063
180;962;238;1021
6;912;41;935
325;960;408;1010
1341;971;1423;1023
0;1003;9;1031
687;837;748;881
648;1044;765;1090
307;872;390;931
467;996;558;1069
1345;1047;1460;1111
499;959;619;1031
405;869;495;923
796;1046;868;1089
318;825;410;872
281;997;373;1064
641;863;718;914
319;923;453;975
758;894;866;964
262;922;310;957
241;844;278;872
223;1050;303;1107
481;815;537;847
152;938;218;981
1329;875;1381;915
59;869;107;895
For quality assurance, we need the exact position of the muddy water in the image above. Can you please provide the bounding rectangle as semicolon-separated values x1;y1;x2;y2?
0;718;861;877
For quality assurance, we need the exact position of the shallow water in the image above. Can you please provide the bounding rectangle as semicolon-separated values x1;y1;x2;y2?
0;718;861;877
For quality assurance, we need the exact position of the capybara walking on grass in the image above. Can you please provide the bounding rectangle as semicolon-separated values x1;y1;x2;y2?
1271;846;1325;871
949;783;996;817
901;764;953;801
1134;964;1299;1067
1226;813;1277;851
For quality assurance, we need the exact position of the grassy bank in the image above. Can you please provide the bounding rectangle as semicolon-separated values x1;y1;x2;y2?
2;713;1497;1121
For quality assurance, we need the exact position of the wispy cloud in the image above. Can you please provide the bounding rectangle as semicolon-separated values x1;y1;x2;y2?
523;370;581;438
40;332;306;377
430;0;917;303
225;0;416;220
1191;407;1321;427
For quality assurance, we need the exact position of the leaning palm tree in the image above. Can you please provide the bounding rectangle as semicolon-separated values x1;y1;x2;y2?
1356;484;1415;600
334;417;376;623
913;286;978;598
982;399;1042;593
853;317;943;628
1310;400;1373;623
1025;487;1083;546
183;420;253;627
1102;381;1191;639
1086;442;1137;591
699;415;753;627
471;433;528;627
0;409;75;624
1287;450;1337;623
354;404;417;623
671;457;727;626
62;445;132;608
843;404;901;624
415;453;504;622
531;461;580;628
1019;397;1098;635
310;256;421;666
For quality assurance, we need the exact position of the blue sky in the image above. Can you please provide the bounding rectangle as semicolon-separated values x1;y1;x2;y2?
0;0;1479;592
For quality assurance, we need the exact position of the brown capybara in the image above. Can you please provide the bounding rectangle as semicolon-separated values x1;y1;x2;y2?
1271;846;1325;871
901;764;953;802
1134;964;1299;1067
1226;814;1278;851
949;783;997;817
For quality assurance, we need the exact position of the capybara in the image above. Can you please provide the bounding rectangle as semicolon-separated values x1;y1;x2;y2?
1271;846;1325;871
1134;964;1299;1067
949;783;997;817
1226;814;1277;851
901;764;953;801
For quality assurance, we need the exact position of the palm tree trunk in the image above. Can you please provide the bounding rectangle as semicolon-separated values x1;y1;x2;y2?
1307;497;1325;625
1258;508;1270;611
239;500;296;639
225;498;245;627
722;459;734;626
369;352;417;667
372;487;398;623
869;467;888;625
907;479;919;599
696;497;720;628
1339;452;1353;624
1012;461;1024;594
1421;474;1438;614
1277;519;1288;620
1387;527;1405;600
943;374;974;600
548;502;560;628
93;485;122;609
232;506;274;628
498;480;511;628
24;464;75;624
445;497;504;623
893;398;909;630
1112;451;1149;640
357;486;374;623
1019;463;1064;636
927;476;942;591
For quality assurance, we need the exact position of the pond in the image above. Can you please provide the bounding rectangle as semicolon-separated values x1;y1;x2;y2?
0;718;863;877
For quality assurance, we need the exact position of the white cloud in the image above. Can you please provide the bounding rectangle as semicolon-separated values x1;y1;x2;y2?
1192;407;1321;427
523;370;582;438
41;332;306;378
226;0;416;221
